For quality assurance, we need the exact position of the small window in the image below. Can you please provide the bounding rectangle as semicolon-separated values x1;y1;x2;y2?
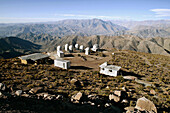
63;63;65;68
109;70;112;72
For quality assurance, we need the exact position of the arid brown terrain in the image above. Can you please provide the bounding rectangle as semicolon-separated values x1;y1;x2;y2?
0;49;169;113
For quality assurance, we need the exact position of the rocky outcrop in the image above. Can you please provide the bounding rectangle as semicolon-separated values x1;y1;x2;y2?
126;97;157;113
71;92;83;103
15;90;22;96
135;97;157;113
109;94;120;102
29;87;43;94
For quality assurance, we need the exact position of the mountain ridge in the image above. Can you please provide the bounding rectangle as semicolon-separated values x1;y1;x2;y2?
1;19;170;38
0;37;40;58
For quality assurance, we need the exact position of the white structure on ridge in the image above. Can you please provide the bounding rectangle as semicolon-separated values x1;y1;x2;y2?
75;44;79;50
54;59;70;69
69;45;73;52
57;51;64;58
57;46;61;51
85;47;90;55
79;45;84;52
65;44;68;51
91;44;98;52
99;62;121;77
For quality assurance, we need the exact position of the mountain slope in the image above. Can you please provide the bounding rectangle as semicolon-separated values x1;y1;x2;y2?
16;32;56;45
42;35;169;55
111;20;170;38
0;37;40;58
127;25;170;38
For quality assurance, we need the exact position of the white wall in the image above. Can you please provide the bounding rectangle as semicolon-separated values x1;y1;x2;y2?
100;68;117;77
54;60;70;69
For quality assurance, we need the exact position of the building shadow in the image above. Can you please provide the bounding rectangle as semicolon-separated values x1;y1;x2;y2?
120;70;144;79
64;54;74;57
70;66;92;70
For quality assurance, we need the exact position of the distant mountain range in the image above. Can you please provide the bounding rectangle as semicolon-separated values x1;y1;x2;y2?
0;19;170;38
0;35;169;59
0;19;169;58
0;37;40;58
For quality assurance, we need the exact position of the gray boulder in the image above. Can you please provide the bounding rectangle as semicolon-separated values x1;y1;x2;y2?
135;97;157;113
15;90;22;96
71;92;83;103
109;94;120;102
0;83;6;91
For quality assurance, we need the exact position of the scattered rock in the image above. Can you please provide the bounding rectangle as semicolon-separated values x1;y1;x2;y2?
71;92;83;103
14;62;18;65
21;93;30;97
123;76;137;80
56;95;63;100
113;90;128;99
15;90;22;96
106;86;109;89
125;106;135;111
114;90;121;97
125;107;137;113
70;78;77;84
45;94;56;100
0;83;6;91
29;87;43;94
90;102;95;106
105;103;110;107
109;94;120;102
36;93;48;98
150;89;156;95
121;99;129;104
36;93;56;100
88;94;99;100
135;97;157;113
122;86;128;92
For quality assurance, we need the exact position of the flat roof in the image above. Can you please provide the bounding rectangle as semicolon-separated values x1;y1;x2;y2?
100;62;121;71
18;53;49;61
54;59;70;63
104;65;121;71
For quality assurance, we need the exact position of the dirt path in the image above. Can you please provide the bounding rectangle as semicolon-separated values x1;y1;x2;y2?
64;51;113;71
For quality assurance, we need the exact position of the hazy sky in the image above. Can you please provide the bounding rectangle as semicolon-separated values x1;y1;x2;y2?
0;0;170;23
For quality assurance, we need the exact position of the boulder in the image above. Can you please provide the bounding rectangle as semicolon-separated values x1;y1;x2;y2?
122;86;128;92
121;99;129;104
88;94;99;100
109;94;120;102
71;92;83;103
135;97;157;113
21;93;30;97
29;87;43;94
70;78;77;84
0;83;6;91
15;90;22;96
150;89;156;95
114;90;128;99
114;90;121;97
105;103;111;107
